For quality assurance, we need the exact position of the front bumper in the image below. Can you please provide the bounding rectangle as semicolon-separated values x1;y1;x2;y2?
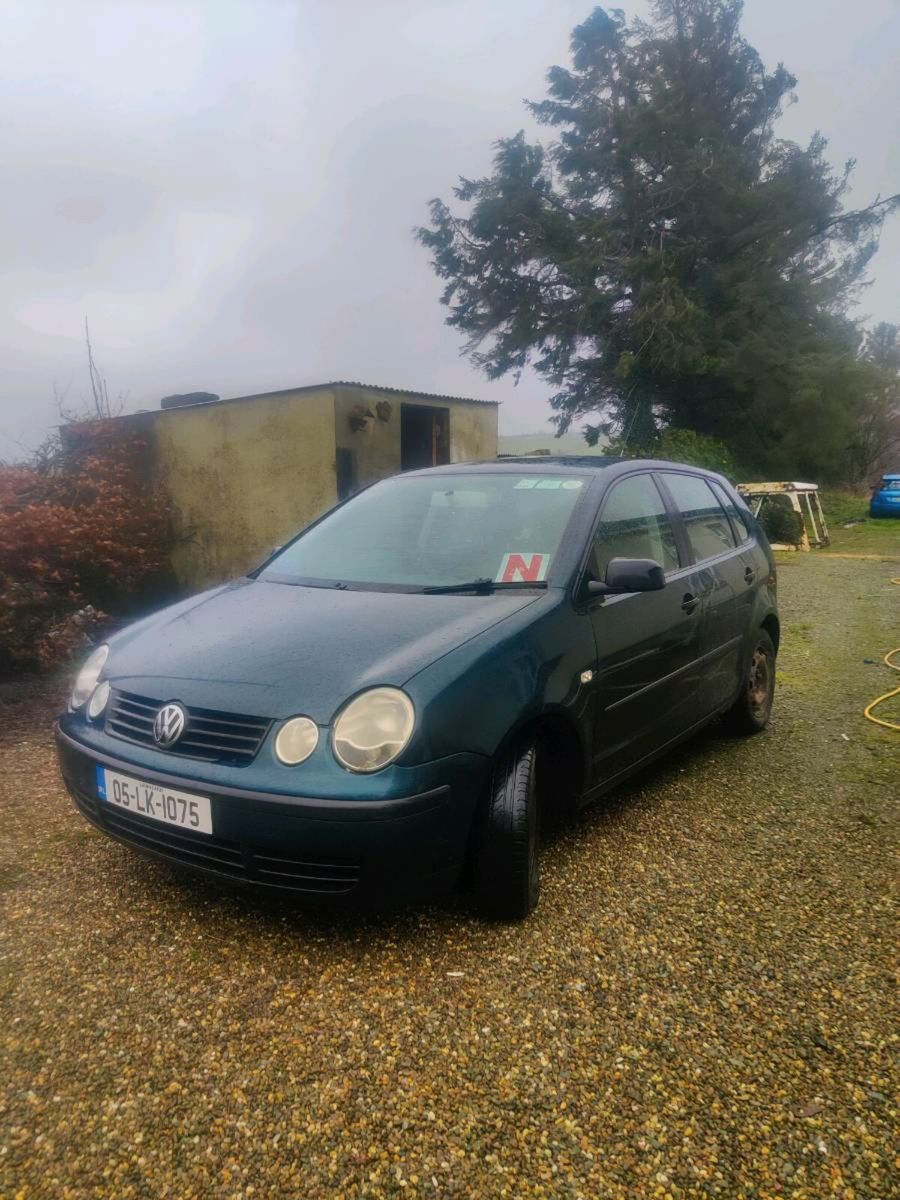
55;725;487;906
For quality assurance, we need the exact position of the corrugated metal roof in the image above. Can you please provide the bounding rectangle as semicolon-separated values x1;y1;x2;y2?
89;380;500;424
222;380;499;406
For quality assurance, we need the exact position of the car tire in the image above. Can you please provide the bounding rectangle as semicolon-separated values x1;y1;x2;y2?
473;741;540;920
722;628;776;735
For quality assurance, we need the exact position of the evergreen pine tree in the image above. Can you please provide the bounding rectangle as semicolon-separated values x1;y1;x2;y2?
417;1;898;479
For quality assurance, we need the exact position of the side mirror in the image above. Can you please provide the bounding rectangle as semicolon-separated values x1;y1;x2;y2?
586;557;666;597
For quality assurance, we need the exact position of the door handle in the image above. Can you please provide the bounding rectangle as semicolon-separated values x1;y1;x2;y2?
681;593;700;614
744;566;755;585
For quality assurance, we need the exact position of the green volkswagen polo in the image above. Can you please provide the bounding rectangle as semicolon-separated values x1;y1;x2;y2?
56;458;778;918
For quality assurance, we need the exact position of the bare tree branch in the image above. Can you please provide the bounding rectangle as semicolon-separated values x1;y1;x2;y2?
807;193;900;241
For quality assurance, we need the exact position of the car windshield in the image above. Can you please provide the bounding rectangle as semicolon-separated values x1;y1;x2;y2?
258;472;589;590
881;479;900;491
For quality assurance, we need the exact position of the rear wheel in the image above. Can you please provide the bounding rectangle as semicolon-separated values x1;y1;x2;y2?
473;741;539;920
722;628;776;735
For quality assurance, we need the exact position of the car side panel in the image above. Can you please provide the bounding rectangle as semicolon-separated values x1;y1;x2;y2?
585;564;709;781
727;488;780;701
871;487;900;517
657;472;780;713
689;553;751;710
403;592;596;786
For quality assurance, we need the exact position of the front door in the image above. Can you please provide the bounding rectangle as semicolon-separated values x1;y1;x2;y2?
584;472;707;784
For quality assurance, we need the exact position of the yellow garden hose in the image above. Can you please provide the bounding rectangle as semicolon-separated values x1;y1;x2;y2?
863;577;900;732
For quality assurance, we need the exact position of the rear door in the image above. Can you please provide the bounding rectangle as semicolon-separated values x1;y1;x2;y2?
657;471;751;712
583;472;707;784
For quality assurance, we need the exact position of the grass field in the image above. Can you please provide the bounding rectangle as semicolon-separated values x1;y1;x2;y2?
3;553;897;1198
818;490;900;557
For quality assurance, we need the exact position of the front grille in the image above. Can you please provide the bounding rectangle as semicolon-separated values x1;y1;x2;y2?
252;851;360;890
65;776;360;894
105;689;272;766
103;804;247;875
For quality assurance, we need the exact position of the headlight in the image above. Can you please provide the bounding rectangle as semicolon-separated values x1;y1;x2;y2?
70;644;109;709
274;716;319;765
87;680;111;721
332;687;415;773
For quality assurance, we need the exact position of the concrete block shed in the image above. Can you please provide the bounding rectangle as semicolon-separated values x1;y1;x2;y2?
109;382;498;592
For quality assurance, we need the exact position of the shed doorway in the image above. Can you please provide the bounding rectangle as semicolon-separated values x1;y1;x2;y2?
401;404;449;471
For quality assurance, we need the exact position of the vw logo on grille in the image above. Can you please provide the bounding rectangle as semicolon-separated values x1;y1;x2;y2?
153;702;186;748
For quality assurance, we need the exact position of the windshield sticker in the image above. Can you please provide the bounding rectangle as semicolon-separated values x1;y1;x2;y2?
496;552;550;584
561;479;584;489
534;479;562;489
514;478;540;489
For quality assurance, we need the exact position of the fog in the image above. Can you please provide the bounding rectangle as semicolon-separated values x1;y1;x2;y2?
1;0;897;459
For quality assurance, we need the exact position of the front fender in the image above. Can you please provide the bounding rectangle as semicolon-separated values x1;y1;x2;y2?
402;592;596;765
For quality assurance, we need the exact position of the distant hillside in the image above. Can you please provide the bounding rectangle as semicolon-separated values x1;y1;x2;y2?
498;432;608;457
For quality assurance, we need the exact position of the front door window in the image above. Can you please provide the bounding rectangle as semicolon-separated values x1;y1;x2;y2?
589;473;681;580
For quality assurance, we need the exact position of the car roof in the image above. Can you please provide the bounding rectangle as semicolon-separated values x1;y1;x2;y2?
881;473;900;481
404;456;724;477
405;456;616;474
492;455;618;470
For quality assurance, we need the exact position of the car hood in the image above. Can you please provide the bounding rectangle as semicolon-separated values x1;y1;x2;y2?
108;577;543;721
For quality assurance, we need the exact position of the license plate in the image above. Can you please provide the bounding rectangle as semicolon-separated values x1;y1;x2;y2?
96;767;213;835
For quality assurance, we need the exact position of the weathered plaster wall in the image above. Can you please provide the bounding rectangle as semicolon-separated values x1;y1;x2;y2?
443;397;498;462
146;390;338;591
116;385;496;593
333;386;497;487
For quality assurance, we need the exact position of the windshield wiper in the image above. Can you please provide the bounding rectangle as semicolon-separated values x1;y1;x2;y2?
422;578;548;595
423;578;494;594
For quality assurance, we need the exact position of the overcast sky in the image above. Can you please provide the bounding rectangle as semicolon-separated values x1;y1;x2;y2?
2;0;898;459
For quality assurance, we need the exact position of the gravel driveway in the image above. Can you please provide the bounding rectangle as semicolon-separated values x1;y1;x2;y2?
2;555;897;1199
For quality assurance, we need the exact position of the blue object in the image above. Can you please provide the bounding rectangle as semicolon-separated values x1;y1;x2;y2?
870;474;900;519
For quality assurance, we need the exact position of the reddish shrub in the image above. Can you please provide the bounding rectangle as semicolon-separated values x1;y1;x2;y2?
0;424;174;676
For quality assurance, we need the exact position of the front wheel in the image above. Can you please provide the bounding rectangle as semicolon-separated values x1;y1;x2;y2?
722;628;776;735
473;742;540;920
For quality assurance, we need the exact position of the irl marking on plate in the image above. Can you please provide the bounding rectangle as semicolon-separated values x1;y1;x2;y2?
95;765;107;799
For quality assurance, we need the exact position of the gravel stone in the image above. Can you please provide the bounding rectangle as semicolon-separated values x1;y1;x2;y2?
1;555;897;1198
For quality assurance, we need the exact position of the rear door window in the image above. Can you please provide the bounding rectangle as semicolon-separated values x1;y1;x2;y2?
661;473;737;563
589;473;681;579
